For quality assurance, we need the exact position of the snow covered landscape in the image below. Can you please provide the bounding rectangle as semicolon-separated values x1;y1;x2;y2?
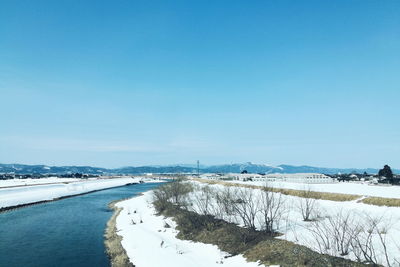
115;190;264;267
188;180;400;266
0;177;164;209
2;0;399;266
113;179;400;267
2;176;400;266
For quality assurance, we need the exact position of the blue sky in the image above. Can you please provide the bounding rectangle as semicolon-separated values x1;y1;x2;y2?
0;0;399;168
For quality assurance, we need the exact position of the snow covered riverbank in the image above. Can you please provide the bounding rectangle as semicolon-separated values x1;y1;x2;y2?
0;177;80;188
0;177;164;209
115;191;263;267
113;180;400;266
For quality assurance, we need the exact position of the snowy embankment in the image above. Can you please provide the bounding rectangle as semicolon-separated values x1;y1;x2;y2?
115;191;264;267
191;180;400;267
0;177;80;188
225;180;400;199
0;177;163;209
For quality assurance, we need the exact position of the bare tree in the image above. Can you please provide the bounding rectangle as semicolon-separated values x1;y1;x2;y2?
305;210;394;266
351;213;393;266
230;187;260;230
213;186;237;222
297;187;319;221
376;221;391;267
258;186;286;234
351;218;378;264
152;179;193;211
192;185;215;215
323;210;357;256
306;218;334;255
152;183;172;211
306;210;358;257
168;179;193;207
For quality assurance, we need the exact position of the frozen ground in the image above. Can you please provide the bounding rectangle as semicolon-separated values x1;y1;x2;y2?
0;177;164;209
116;191;264;267
225;180;400;199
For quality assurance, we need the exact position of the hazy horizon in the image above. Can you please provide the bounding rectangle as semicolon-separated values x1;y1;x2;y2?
0;161;397;171
1;1;399;169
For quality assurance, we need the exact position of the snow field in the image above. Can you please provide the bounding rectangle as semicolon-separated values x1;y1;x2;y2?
225;180;400;199
188;181;400;267
0;177;81;188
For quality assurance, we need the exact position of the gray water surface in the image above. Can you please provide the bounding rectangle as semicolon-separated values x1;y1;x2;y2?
0;182;163;267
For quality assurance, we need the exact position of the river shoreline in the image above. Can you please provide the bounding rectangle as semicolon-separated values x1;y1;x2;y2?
0;182;165;267
104;195;144;267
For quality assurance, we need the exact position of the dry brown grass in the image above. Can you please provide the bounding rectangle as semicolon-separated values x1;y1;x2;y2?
104;202;134;267
360;197;400;207
192;178;360;202
244;238;368;267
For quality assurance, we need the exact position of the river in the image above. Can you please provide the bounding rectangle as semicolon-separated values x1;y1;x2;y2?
0;182;163;267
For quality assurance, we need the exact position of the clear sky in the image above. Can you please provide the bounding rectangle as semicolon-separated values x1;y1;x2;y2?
0;0;399;168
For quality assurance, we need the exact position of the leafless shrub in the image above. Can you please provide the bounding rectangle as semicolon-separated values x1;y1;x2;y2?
297;187;319;221
192;185;215;215
258;186;286;234
307;218;334;254
306;210;394;266
351;218;378;264
351;213;393;266
192;183;288;234
230;187;260;230
152;185;170;210
152;179;193;211
168;179;193;207
283;206;300;242
306;210;361;257
328;210;359;256
213;186;237;222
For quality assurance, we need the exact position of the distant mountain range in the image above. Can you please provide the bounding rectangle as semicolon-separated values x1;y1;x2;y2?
0;162;398;175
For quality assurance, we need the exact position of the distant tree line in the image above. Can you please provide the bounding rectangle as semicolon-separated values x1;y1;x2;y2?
328;165;399;185
0;173;99;180
378;165;395;183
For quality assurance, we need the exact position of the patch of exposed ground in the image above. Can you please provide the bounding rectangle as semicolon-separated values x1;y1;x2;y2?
105;200;135;267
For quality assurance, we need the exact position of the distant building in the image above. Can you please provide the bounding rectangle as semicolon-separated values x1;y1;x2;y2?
200;173;231;180
267;173;334;183
349;174;359;180
201;173;335;184
229;173;276;182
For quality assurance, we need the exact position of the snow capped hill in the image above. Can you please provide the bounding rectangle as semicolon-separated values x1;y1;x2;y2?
0;163;398;175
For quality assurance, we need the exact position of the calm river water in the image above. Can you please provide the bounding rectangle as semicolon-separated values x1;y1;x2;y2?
0;182;163;267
